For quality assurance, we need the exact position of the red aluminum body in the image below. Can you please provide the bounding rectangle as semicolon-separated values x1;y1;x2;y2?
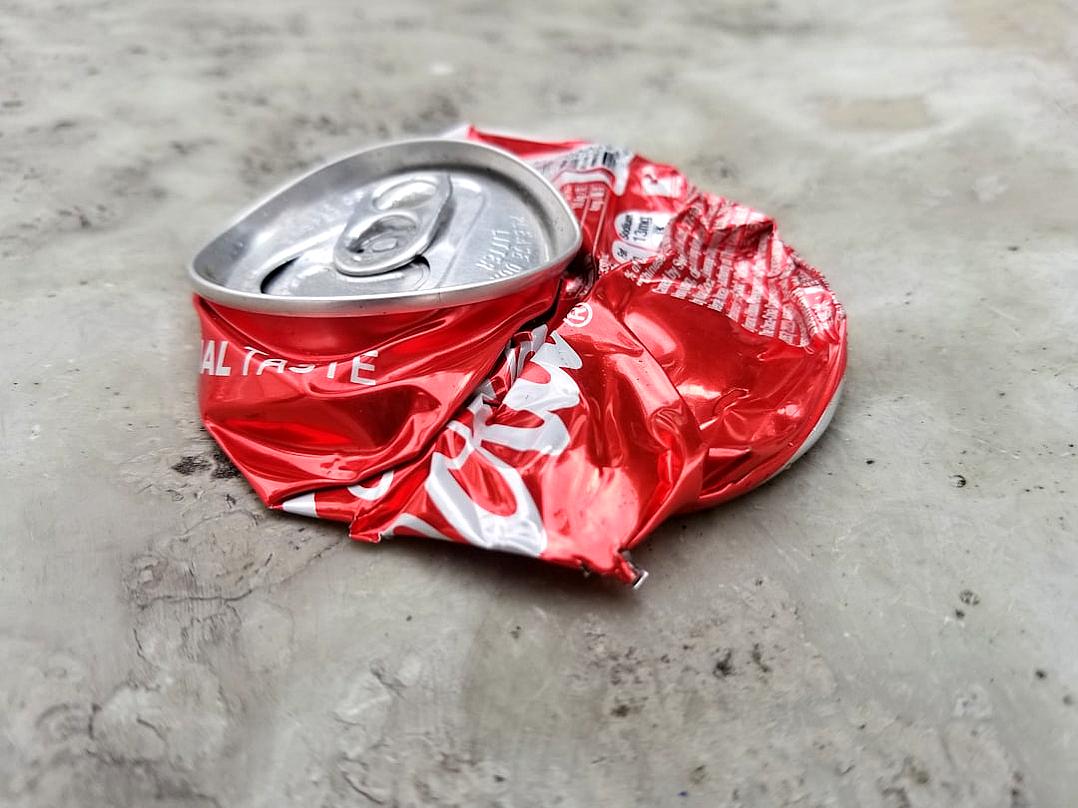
195;127;847;583
195;278;561;503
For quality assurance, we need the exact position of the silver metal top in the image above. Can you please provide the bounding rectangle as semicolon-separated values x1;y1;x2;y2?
189;139;582;315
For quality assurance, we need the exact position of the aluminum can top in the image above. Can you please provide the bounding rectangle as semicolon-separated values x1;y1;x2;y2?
190;139;582;316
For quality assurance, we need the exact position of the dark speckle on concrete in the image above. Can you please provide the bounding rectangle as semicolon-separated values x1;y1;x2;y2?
171;455;211;475
713;649;734;678
904;757;931;785
211;447;241;479
750;643;771;674
959;589;980;606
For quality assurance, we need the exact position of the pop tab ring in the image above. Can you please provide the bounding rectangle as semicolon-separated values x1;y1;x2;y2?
333;172;452;277
189;139;582;317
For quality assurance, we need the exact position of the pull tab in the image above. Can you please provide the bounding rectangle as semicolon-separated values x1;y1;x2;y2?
333;172;452;277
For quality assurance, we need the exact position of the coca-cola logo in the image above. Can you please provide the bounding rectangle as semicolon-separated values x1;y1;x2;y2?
391;329;583;557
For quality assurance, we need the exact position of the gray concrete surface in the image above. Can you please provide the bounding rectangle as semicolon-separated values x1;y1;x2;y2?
2;1;1076;805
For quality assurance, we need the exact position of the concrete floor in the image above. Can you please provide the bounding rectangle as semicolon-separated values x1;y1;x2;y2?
2;1;1076;805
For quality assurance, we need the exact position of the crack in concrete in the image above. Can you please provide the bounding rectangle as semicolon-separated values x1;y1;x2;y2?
137;588;256;610
343;776;387;805
132;627;153;667
135;537;345;611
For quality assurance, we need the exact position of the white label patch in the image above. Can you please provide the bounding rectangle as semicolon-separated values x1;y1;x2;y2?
531;145;634;196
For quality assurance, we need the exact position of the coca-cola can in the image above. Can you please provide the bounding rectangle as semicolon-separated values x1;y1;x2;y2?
189;139;582;504
190;127;847;586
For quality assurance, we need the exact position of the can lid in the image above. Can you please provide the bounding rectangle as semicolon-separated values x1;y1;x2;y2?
189;139;582;315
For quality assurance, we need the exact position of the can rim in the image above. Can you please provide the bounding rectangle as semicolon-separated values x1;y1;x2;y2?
187;138;583;316
763;375;846;486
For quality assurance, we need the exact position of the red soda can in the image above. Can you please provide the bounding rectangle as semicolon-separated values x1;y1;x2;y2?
189;139;581;504
192;129;847;585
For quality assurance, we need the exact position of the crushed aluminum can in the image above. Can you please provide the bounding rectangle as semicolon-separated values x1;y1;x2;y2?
192;128;847;585
190;139;581;503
